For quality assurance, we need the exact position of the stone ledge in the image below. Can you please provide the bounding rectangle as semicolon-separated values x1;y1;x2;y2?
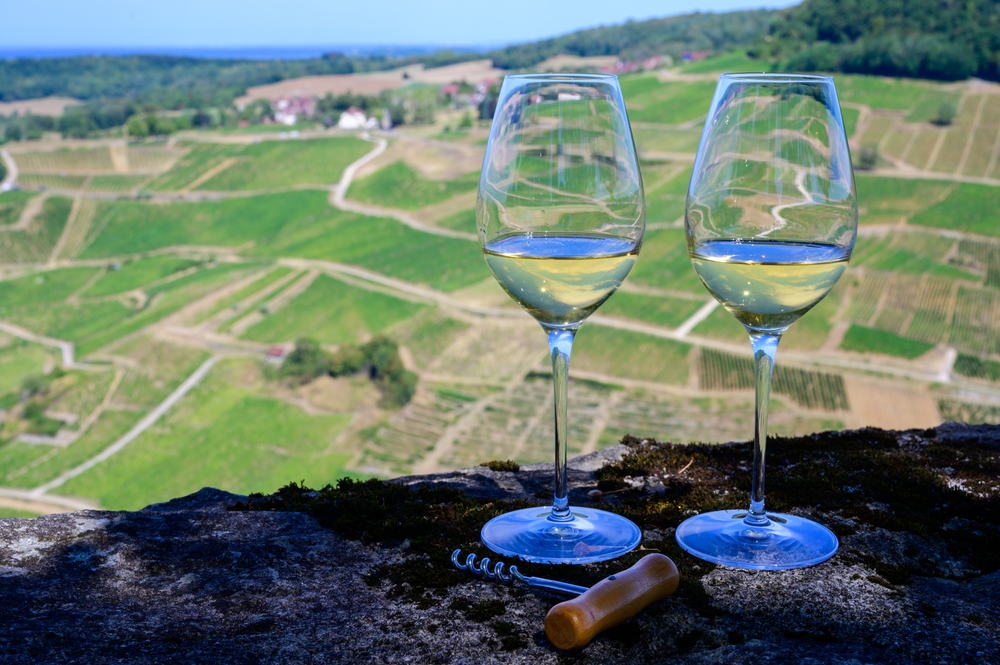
0;423;998;664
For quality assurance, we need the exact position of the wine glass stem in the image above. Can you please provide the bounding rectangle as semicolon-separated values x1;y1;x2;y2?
547;328;576;522
748;332;780;527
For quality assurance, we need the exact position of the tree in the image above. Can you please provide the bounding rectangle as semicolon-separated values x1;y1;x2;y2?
281;338;330;384
856;144;878;171
930;103;956;126
126;115;149;138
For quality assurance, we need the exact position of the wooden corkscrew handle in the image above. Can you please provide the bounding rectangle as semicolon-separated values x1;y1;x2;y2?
544;554;679;651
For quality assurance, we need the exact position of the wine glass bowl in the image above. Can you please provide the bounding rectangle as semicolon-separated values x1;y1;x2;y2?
476;73;644;564
676;73;858;569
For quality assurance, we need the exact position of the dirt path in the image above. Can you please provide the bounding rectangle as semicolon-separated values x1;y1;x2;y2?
49;196;83;265
0;148;17;189
0;320;96;369
331;137;477;241
0;488;98;512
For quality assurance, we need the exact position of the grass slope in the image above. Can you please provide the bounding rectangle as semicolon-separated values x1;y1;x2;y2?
574;325;692;385
0;190;38;226
80;190;330;257
348;160;479;210
58;359;356;510
0;196;71;263
909;183;1000;237
840;324;935;359
248;208;491;293
83;256;201;296
195;137;372;191
242;274;427;345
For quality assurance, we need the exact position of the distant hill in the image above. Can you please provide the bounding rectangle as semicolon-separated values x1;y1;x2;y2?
3;0;998;118
760;0;1000;81
484;10;778;69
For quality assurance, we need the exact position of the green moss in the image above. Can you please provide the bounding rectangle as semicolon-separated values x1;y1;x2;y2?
481;460;520;472
232;425;1000;619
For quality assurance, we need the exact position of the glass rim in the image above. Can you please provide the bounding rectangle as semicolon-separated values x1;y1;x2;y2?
720;72;834;84
503;72;618;82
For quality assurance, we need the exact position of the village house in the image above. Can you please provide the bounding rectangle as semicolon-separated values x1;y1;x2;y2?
271;95;316;126
337;107;380;130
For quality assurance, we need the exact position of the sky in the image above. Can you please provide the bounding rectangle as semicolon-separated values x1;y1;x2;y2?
1;0;800;51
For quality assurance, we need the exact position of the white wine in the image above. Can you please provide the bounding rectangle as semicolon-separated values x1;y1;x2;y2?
691;239;849;332
484;234;639;328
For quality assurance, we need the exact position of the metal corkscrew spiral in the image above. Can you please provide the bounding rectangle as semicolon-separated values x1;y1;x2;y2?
450;549;588;597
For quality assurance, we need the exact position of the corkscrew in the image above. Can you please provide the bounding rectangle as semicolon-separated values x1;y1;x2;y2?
451;548;681;651
450;549;587;597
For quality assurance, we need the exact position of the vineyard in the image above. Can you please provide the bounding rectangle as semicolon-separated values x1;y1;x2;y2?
698;348;850;411
5;68;1000;519
12;146;179;176
847;90;1000;179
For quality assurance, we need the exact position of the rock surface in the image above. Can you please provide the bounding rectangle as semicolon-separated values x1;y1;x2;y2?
1;424;998;665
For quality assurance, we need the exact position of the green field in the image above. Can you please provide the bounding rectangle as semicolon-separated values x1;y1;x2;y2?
436;208;476;233
691;305;747;344
111;337;210;408
679;51;757;74
620;76;717;124
836;75;930;111
632;126;704;154
574;325;692;384
80;190;330;257
242;274;427;345
906;90;964;123
78;264;260;355
600;291;705;328
0;338;58;395
87;175;149;193
247;208;491;292
627;228;705;293
1;409;142;490
642;165;691;225
195;137;372;190
909;182;1000;237
191;265;292;324
58;359;357;510
0;508;45;519
144;142;246;191
0;190;38;225
83;256;202;296
850;231;976;281
390;309;469;369
0;196;71;263
0;267;100;309
840;324;935;358
348;160;479;210
841;106;860;139
0;263;259;356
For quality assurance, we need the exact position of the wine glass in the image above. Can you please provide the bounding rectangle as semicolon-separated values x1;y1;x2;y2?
676;74;858;569
476;73;645;564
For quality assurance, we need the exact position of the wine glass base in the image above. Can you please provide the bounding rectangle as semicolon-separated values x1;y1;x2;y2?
481;506;641;564
675;510;838;570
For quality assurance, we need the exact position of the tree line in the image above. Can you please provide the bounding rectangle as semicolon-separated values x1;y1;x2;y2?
760;0;1000;82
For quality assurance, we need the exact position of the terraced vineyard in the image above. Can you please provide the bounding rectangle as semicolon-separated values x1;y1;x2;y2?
3;59;1000;519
